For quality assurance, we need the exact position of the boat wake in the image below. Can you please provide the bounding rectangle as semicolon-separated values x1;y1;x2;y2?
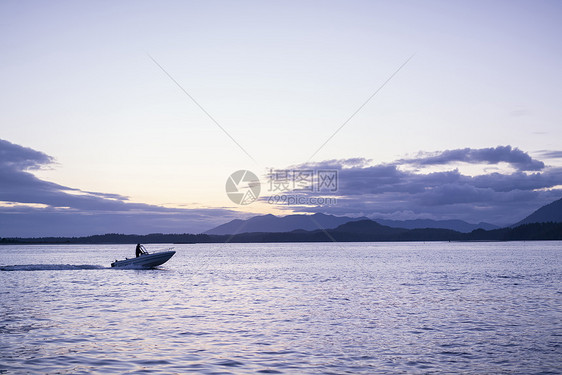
0;264;107;271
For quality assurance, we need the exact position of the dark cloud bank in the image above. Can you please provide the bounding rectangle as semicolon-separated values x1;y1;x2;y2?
1;140;561;236
279;146;562;226
398;145;545;171
0;139;239;236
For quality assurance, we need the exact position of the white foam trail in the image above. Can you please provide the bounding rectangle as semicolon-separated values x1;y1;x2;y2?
0;264;107;271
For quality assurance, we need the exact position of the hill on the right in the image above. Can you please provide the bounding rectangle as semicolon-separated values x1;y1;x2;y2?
514;197;562;226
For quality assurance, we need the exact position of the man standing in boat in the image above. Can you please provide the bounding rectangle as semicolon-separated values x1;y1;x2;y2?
135;243;147;257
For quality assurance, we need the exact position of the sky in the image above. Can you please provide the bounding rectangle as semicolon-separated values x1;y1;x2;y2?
1;0;561;236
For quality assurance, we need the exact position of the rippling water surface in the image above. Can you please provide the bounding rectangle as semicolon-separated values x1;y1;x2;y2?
1;242;561;374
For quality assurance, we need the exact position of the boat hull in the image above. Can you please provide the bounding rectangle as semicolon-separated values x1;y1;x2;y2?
111;250;176;268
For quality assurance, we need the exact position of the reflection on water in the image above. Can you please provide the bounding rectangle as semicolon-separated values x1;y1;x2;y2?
1;242;561;374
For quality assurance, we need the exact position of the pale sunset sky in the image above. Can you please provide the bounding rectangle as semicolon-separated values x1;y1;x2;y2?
1;0;561;236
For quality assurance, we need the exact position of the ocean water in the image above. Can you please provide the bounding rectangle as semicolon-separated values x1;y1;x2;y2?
1;241;561;374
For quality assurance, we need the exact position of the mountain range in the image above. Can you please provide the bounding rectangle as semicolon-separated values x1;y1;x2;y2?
206;198;562;235
514;197;562;226
204;213;367;235
7;220;559;244
221;220;562;242
4;198;561;244
205;213;499;235
372;218;498;232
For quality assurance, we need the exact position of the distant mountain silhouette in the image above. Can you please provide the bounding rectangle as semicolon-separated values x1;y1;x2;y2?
223;219;561;243
5;198;562;244
373;218;498;232
206;213;497;235
514;197;562;226
206;219;464;243
3;221;561;244
218;219;549;242
316;219;463;241
204;213;367;235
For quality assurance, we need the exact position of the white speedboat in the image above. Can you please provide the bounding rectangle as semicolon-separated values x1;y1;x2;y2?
111;250;176;269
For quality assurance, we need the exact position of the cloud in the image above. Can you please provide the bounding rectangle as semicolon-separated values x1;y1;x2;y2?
3;140;561;235
398;146;545;171
0;139;130;211
268;146;562;225
0;139;239;236
0;139;54;170
535;150;562;159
